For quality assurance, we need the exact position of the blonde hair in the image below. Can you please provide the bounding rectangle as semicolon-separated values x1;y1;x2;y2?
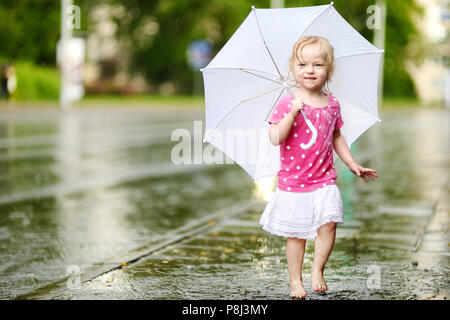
289;36;335;92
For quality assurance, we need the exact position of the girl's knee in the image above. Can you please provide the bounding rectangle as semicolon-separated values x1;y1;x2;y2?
319;222;336;232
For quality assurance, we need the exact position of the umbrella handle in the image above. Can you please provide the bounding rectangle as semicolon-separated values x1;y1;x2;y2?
300;114;318;150
286;88;317;150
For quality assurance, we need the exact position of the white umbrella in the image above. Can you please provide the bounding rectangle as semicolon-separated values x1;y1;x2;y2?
201;2;383;182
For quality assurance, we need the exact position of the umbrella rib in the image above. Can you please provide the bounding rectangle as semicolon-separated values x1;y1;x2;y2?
251;7;283;80
240;85;283;103
240;69;282;85
202;67;278;78
264;86;286;122
299;3;334;39
335;50;384;60
203;85;284;143
284;68;298;87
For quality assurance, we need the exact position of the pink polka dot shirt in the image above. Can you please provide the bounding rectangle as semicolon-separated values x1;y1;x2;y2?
268;94;344;193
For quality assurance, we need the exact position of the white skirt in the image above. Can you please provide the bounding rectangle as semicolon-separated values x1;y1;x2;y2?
259;185;344;240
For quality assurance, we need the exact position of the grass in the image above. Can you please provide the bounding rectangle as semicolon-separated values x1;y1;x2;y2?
76;94;205;108
0;57;60;101
382;97;445;109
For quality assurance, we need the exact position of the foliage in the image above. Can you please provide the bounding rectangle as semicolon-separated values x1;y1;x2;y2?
381;0;424;97
107;0;423;97
0;0;425;98
0;0;60;66
15;61;60;101
0;57;60;101
106;0;270;94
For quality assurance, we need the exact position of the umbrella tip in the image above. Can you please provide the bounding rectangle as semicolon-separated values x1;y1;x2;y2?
330;1;334;5
251;5;255;9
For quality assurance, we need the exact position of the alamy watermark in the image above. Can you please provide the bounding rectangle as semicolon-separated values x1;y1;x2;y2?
366;264;381;290
170;120;278;166
366;5;381;30
66;5;81;30
66;265;81;289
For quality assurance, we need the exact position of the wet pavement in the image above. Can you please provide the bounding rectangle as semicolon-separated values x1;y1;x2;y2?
0;104;448;300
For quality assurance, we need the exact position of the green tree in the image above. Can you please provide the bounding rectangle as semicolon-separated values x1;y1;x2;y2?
106;0;270;94
381;0;424;97
107;0;423;97
0;0;424;98
0;0;60;65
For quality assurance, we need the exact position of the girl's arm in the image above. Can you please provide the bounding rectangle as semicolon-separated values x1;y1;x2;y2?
333;129;378;183
268;113;296;146
269;98;304;146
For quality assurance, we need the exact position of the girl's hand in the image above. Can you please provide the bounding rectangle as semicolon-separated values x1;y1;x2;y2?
289;97;304;118
348;162;378;183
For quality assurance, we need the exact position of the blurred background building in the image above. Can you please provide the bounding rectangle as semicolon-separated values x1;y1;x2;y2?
406;0;449;106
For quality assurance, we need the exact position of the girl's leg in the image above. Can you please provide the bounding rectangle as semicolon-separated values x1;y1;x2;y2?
311;222;337;292
286;237;307;299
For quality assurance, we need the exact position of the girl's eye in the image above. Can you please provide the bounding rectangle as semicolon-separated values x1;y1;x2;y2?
315;64;323;67
298;63;305;67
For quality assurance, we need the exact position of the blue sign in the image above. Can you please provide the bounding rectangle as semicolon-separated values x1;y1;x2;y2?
187;40;213;71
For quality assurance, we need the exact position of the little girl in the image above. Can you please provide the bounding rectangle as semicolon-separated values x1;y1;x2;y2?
260;36;378;299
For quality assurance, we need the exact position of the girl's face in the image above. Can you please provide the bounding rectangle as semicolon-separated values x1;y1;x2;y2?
293;43;328;92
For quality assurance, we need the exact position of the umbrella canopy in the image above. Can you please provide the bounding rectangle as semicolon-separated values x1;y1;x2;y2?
201;2;383;182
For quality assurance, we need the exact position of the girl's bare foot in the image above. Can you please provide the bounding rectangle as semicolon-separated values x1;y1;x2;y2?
290;279;307;299
311;268;328;292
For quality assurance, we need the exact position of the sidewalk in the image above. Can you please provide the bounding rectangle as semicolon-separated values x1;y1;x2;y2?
8;107;449;300
19;180;448;300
